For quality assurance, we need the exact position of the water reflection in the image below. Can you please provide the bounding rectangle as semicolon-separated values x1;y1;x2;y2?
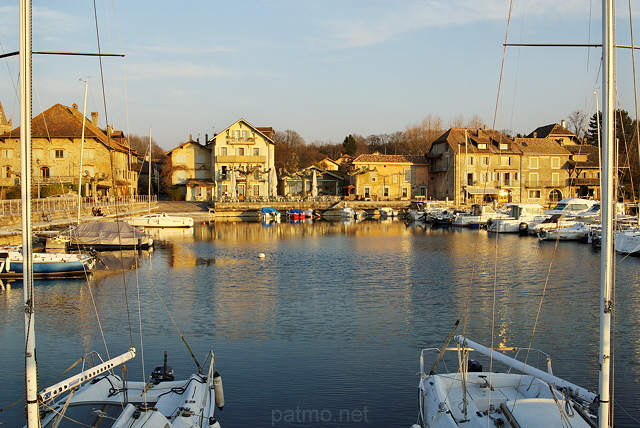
0;220;638;427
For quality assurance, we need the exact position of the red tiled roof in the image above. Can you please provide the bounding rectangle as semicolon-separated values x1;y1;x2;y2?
352;153;428;164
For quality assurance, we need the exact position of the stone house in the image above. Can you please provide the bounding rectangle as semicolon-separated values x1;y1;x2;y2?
513;137;573;205
349;153;429;200
428;128;522;205
0;103;141;199
528;122;601;200
164;135;214;200
278;165;345;196
165;119;276;201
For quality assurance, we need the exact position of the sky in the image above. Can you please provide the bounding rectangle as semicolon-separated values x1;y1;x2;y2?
0;1;637;151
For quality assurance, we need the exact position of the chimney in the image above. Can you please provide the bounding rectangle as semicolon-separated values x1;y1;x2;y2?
91;112;98;126
561;119;566;128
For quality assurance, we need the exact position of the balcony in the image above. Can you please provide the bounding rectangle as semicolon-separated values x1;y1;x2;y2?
569;178;600;186
216;155;266;163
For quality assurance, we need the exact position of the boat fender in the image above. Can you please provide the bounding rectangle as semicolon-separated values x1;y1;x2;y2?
213;370;225;410
209;417;221;428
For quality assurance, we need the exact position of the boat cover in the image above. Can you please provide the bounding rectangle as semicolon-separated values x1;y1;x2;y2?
67;221;152;247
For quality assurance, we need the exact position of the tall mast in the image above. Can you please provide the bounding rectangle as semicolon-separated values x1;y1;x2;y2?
20;0;40;425
599;0;614;426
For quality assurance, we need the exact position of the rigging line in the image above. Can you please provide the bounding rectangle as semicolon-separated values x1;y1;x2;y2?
625;0;640;202
492;0;514;130
149;278;203;373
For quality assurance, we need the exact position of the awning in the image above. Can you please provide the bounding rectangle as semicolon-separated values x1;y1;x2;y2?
466;187;499;195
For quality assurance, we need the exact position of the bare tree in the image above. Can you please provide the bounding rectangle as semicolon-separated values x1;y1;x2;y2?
567;109;588;139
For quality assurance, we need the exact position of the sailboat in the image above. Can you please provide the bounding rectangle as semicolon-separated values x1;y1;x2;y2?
18;1;223;427
412;2;617;427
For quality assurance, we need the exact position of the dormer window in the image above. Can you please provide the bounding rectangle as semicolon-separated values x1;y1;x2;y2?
499;143;509;150
477;143;487;149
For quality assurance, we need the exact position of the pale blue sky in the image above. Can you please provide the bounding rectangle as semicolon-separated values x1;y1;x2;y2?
0;1;636;150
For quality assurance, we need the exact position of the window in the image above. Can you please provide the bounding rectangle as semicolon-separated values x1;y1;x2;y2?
551;173;560;186
404;168;411;183
254;170;261;180
383;187;389;197
221;166;228;180
392;175;398;184
549;189;562;201
3;166;10;178
529;157;539;169
83;149;95;159
221;184;228;195
40;166;50;178
551;157;561;169
466;156;475;165
529;173;539;187
481;156;490;165
500;156;511;166
467;173;474;185
176;170;187;183
528;189;541;199
236;147;245;156
234;130;248;141
2;149;13;158
196;170;206;179
480;172;489;182
477;143;488;150
196;154;205;164
55;149;64;159
220;147;228;156
253;148;259;156
370;172;377;182
252;184;260;196
499;143;509;150
33;149;43;160
364;187;371;198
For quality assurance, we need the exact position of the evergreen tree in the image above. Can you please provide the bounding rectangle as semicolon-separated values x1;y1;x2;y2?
342;134;358;156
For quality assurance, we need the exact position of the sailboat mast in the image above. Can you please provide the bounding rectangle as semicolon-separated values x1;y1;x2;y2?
19;0;40;426
77;79;89;224
599;0;615;426
148;128;152;214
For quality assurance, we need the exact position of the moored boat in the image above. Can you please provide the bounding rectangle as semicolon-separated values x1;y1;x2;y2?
486;203;548;234
0;248;95;278
126;212;194;228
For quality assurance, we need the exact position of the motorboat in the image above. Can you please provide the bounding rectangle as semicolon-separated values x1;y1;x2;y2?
0;247;95;278
544;198;598;217
537;221;592;242
125;212;194;228
379;207;400;218
322;207;366;220
260;206;281;222
452;204;505;228
486;203;548;234
616;228;640;254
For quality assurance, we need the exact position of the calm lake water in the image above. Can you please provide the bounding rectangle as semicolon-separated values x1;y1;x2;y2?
0;219;639;427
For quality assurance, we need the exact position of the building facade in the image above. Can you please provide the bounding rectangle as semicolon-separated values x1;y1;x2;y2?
350;153;429;200
165;119;276;201
0;103;141;199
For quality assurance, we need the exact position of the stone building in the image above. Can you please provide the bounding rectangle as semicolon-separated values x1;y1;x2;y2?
0;103;141;199
349;153;429;200
165;119;276;201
